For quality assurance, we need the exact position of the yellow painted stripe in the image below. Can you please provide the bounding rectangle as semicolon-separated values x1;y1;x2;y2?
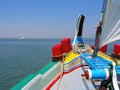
90;50;120;65
98;52;120;66
64;50;120;65
64;51;80;63
98;52;114;62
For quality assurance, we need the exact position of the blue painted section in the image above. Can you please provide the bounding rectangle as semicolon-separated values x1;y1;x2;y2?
75;37;84;43
81;53;120;75
80;53;111;70
74;37;84;44
81;54;97;69
116;66;120;74
90;69;108;79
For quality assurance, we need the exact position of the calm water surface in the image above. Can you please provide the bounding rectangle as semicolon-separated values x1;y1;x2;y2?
0;39;60;90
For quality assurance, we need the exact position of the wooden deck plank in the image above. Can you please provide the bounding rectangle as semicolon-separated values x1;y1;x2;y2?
51;67;95;90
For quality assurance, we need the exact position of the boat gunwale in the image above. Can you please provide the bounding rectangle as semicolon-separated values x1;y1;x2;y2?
11;61;58;90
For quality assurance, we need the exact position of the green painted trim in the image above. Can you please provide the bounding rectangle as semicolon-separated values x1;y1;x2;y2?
11;61;58;90
11;74;36;90
36;61;58;74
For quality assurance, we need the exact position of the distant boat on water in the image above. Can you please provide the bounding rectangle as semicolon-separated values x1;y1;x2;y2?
19;36;26;40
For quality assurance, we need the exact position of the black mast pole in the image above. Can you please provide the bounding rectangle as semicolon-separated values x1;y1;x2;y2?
92;0;107;58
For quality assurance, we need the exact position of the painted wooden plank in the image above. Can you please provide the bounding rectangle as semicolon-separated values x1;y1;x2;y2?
51;67;95;90
22;74;42;90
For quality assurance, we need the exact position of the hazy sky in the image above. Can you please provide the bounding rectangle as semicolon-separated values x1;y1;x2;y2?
0;0;103;39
